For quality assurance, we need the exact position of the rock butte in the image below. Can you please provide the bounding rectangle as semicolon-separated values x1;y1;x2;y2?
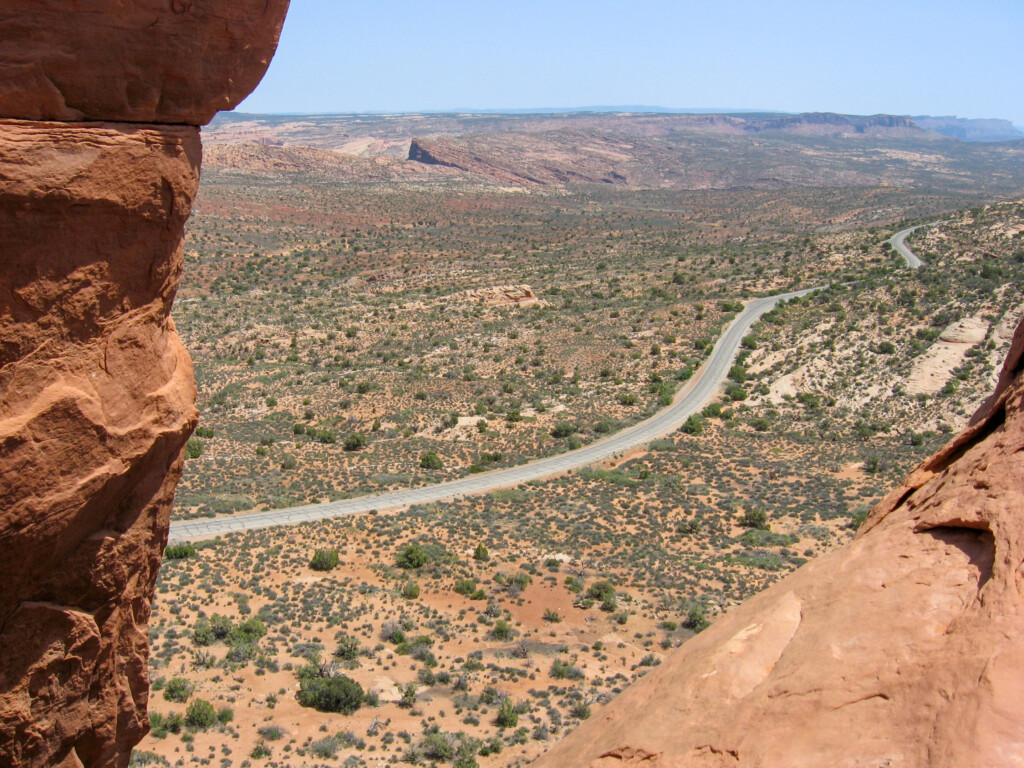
531;317;1024;767
0;3;288;766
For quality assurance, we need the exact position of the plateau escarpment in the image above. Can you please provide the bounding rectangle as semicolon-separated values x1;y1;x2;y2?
0;3;288;766
532;315;1024;767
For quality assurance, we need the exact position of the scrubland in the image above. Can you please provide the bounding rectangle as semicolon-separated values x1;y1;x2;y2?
134;117;1024;767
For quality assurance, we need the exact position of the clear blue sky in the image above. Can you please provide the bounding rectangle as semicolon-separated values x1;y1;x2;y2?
239;0;1024;125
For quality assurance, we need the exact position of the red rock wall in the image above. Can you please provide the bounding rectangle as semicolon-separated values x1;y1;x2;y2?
0;4;288;766
531;318;1024;768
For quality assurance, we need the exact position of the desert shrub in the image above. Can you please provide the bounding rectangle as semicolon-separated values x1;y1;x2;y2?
309;549;339;571
401;580;421;599
334;635;361;661
192;619;215;647
454;578;477;596
297;675;364;714
128;751;168;767
551;421;576;438
257;725;284;741
495;698;519;728
725;384;748;401
420;732;456;761
184;439;204;459
420;451;443;470
550;659;584;680
163;677;192;703
473;542;490;561
210;615;232;639
739;508;769;530
250;742;271;759
680;415;703;435
164;544;195;560
396;543;428;569
685;603;710;632
343;432;368;451
586;580;616;602
184;699;216;729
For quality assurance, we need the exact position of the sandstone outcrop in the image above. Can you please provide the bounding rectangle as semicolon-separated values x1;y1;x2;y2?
0;4;288;766
532;317;1024;767
0;0;289;124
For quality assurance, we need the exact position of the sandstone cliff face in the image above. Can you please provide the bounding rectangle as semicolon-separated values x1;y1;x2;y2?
0;0;289;124
0;4;288;767
532;317;1024;767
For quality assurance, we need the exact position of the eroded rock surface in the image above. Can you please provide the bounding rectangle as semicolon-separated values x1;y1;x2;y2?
532;318;1024;767
0;0;289;124
0;3;288;766
0;120;200;767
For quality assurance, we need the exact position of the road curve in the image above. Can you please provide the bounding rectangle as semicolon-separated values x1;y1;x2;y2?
170;228;929;541
169;286;823;541
888;223;933;269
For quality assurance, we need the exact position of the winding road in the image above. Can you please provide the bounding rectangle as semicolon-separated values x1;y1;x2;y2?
889;223;934;268
169;226;927;542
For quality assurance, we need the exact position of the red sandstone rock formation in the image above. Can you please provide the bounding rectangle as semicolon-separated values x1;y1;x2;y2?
0;1;289;124
532;318;1024;767
0;4;288;766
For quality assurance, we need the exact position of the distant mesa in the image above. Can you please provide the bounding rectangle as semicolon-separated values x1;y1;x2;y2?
914;116;1024;142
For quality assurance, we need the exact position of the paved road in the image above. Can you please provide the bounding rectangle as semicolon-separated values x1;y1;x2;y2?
170;228;929;542
888;223;934;269
169;285;823;541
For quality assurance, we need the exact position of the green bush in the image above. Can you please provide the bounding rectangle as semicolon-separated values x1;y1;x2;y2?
396;543;428;569
550;659;584;680
495;698;519;728
420;451;443;470
297;675;364;714
551;421;576;438
680;415;703;435
164;543;196;560
192;619;215;647
309;549;339;571
725;384;748;401
401;580;421;599
163;677;192;703
185;699;216;729
739;508;769;530
334;635;361;661
473;543;490;561
343;432;368;451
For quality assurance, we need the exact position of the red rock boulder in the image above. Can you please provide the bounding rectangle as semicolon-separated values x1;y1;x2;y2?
0;0;290;124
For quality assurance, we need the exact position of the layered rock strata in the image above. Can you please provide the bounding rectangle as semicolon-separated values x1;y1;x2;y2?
532;317;1024;767
0;3;287;766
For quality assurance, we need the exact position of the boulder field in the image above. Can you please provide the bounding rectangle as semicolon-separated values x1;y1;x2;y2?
0;3;288;766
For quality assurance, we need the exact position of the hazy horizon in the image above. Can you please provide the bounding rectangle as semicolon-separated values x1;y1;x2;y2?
237;0;1024;125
